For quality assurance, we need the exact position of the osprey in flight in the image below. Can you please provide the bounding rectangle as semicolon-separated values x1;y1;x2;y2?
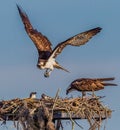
17;5;102;77
66;77;117;97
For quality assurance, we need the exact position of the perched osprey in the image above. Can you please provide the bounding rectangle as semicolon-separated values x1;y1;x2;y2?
17;5;102;77
66;77;117;97
29;92;37;99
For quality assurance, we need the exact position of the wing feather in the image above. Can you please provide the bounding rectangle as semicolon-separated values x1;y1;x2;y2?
66;77;117;94
49;27;102;59
93;77;115;81
17;5;52;53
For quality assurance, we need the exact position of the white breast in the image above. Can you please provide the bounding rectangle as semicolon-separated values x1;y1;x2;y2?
31;94;36;99
45;58;55;70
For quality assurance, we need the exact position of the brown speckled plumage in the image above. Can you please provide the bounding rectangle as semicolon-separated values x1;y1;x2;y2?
17;5;102;77
66;77;117;96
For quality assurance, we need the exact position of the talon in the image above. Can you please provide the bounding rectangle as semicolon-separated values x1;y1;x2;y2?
44;69;51;78
44;72;50;78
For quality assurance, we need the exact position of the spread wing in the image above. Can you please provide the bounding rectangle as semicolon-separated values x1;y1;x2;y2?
49;27;102;59
17;5;52;59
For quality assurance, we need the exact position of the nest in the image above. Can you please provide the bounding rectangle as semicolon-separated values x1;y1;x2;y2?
0;94;112;130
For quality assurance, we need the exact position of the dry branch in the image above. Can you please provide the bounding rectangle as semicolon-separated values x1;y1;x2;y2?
0;95;112;130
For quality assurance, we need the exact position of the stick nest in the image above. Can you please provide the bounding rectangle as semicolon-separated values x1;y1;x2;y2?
0;95;112;130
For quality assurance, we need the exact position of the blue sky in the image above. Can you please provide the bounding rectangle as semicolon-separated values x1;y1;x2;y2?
0;0;120;129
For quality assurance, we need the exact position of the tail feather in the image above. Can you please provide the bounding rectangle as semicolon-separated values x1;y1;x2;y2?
96;77;115;81
54;61;70;73
103;83;117;86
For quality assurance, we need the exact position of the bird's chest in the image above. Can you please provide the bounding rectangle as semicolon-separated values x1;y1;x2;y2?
44;58;56;69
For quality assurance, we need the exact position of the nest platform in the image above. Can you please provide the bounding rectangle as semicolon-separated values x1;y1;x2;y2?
0;95;112;130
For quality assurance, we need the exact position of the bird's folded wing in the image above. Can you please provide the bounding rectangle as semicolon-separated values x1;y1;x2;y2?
95;77;115;81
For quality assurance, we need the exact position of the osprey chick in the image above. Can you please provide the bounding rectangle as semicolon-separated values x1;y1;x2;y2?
29;92;37;99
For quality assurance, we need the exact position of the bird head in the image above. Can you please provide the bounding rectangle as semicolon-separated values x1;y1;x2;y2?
66;84;73;95
37;59;46;69
29;92;37;99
